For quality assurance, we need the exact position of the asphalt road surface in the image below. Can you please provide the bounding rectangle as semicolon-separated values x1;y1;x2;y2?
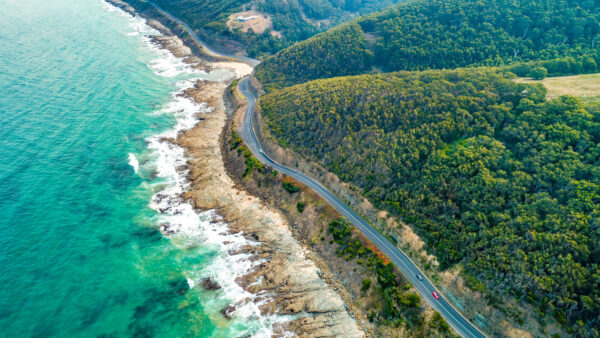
146;1;260;66
138;2;487;336
238;77;487;338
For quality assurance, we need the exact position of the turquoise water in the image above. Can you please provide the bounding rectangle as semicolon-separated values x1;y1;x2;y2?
0;1;276;336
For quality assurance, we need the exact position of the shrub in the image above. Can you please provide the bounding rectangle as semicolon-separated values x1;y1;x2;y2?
230;130;242;149
530;66;548;80
362;278;372;291
282;177;300;193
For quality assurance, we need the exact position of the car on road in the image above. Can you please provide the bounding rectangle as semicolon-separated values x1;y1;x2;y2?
416;274;423;280
432;291;440;300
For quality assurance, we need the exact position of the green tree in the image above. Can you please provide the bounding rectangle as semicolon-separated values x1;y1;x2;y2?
530;66;548;80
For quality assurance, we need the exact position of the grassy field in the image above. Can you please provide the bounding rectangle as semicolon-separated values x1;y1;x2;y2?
518;73;600;102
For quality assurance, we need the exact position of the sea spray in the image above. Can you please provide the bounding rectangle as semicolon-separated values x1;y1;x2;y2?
128;153;139;173
104;1;292;335
143;76;290;338
0;0;215;335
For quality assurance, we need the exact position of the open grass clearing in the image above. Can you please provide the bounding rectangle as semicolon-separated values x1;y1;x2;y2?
517;73;600;102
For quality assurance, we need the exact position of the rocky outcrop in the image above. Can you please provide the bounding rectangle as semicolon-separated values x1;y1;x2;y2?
201;277;221;291
104;0;363;334
177;80;363;337
149;35;211;72
105;0;135;15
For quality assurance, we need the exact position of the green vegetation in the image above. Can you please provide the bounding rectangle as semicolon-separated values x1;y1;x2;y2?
255;23;374;91
262;68;600;335
429;312;453;333
230;131;263;176
249;0;402;57
329;219;454;334
243;152;263;177
282;177;300;193
530;66;548;80
256;0;600;89
122;0;402;57
508;54;600;79
230;129;243;149
230;79;239;94
361;278;372;291
296;201;307;212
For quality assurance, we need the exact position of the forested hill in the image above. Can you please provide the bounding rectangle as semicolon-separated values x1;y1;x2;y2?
120;0;402;57
255;0;600;90
260;68;600;335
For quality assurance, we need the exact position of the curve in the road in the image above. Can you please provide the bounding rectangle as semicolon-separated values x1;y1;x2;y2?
140;3;486;335
146;0;260;66
237;77;487;338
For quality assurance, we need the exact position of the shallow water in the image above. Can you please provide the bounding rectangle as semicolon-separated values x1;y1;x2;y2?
0;1;279;336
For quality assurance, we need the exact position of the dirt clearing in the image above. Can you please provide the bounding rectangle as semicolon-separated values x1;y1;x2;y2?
227;10;273;34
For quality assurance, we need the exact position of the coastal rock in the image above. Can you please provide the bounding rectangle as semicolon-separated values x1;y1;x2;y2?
201;277;221;291
220;304;236;319
159;223;175;236
150;35;192;59
105;0;135;15
105;1;360;335
149;35;210;72
175;80;363;337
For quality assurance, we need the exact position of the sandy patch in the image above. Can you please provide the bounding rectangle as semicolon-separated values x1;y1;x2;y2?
210;62;253;77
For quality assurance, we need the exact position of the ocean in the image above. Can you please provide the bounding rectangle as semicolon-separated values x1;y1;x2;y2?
0;0;277;336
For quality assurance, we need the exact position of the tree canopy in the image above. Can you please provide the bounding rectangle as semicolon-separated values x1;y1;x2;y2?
256;0;600;89
121;0;402;57
260;68;600;335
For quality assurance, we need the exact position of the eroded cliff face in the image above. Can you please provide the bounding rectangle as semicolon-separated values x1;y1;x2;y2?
177;80;363;336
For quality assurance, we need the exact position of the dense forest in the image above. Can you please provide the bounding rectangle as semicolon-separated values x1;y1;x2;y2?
260;68;600;335
121;0;401;57
255;0;600;89
255;23;374;91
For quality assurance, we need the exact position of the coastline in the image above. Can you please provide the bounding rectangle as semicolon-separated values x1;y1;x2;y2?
105;0;363;335
177;79;362;337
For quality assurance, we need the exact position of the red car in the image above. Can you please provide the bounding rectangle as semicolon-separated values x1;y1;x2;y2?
432;291;440;300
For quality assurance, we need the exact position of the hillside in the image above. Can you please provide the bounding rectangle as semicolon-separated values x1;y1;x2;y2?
260;68;600;335
255;0;600;90
121;0;402;58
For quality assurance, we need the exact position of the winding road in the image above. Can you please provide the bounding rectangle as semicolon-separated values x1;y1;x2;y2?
238;78;487;338
146;0;259;66
141;2;487;337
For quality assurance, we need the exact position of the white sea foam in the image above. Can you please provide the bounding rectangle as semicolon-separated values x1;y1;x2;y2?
101;0;160;38
101;1;290;335
128;16;156;36
144;79;291;337
128;153;139;174
147;47;202;78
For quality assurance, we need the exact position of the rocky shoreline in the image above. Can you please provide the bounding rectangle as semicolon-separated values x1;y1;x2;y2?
106;0;363;335
177;79;362;337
